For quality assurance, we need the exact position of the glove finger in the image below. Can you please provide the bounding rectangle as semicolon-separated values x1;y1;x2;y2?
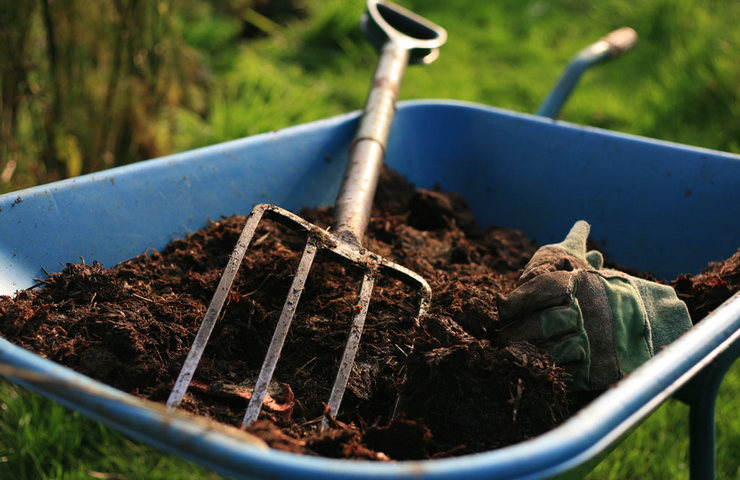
550;334;591;391
519;221;594;283
586;250;604;269
499;302;582;346
550;334;589;364
555;220;591;258
520;248;590;284
499;270;575;319
539;301;583;339
498;313;546;345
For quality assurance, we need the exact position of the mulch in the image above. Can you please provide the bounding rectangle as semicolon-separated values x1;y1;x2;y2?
1;167;738;460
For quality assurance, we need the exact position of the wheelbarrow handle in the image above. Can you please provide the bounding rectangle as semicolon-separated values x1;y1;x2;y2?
536;27;638;119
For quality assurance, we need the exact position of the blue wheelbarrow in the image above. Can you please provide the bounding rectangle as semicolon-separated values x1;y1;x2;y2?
1;10;739;480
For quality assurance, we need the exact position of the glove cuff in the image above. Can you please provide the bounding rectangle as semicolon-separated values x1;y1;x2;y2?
598;269;692;362
573;270;621;390
630;276;692;350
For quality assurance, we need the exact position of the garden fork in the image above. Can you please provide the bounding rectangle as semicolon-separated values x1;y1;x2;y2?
167;0;444;430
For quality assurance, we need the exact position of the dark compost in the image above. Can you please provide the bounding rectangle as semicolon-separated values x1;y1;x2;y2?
1;168;738;460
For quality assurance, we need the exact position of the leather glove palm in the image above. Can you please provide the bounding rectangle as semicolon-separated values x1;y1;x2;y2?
499;221;691;391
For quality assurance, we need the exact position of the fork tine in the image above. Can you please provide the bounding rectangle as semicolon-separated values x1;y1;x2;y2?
241;236;319;428
321;268;376;430
167;207;266;409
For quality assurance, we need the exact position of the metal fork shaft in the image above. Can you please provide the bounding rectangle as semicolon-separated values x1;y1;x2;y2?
332;43;410;246
167;209;265;410
241;237;319;427
321;269;376;430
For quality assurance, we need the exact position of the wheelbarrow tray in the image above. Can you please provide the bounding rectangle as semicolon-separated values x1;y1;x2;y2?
1;100;739;479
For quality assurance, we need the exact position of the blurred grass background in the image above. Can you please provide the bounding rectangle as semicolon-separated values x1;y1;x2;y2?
0;0;739;478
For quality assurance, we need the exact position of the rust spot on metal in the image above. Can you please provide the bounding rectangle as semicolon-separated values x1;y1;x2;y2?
372;76;400;97
312;228;338;250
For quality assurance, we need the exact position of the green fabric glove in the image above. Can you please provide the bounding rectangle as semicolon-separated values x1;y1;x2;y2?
499;220;692;391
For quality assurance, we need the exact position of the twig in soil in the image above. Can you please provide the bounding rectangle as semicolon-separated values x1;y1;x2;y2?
29;279;50;290
253;231;271;246
131;293;154;303
431;444;469;459
293;356;318;378
301;415;326;427
508;378;525;422
294;397;306;416
153;346;164;365
245;263;281;297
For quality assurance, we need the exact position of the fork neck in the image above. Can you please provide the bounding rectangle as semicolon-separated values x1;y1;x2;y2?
331;42;410;246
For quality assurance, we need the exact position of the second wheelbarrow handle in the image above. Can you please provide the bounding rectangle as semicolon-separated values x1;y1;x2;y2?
537;27;638;119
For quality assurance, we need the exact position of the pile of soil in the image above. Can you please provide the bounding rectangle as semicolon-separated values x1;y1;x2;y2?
1;168;738;460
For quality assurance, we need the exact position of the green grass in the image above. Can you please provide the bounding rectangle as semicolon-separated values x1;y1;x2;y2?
165;0;740;154
0;381;221;479
1;0;739;478
586;360;740;480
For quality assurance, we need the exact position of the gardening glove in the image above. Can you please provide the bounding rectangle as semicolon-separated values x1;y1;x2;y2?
498;220;692;391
